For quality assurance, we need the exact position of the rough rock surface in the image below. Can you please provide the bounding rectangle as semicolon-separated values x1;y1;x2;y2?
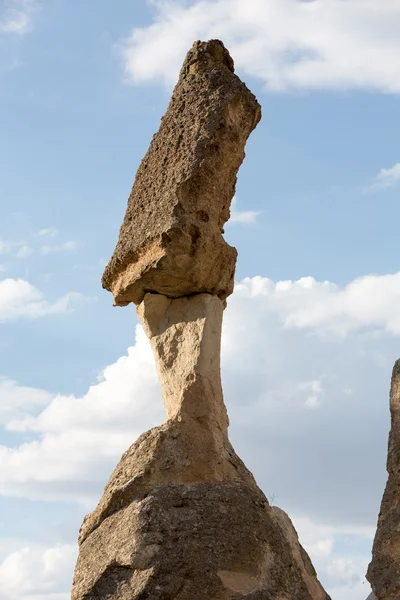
73;40;330;600
367;360;400;599
72;293;330;600
102;39;261;306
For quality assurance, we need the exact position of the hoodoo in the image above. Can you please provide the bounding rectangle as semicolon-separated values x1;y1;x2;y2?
367;361;400;600
72;40;330;600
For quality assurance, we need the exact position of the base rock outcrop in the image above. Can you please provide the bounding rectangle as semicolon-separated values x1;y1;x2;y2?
73;293;330;600
72;40;330;600
367;360;400;599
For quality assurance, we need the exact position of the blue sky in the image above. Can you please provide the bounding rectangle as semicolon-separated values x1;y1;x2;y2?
1;1;400;599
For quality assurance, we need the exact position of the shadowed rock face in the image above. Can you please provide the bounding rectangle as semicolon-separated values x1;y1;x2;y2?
367;360;400;600
74;481;328;600
72;40;330;600
102;39;261;306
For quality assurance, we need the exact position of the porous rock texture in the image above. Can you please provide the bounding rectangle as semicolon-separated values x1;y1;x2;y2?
72;293;330;600
102;39;261;306
367;360;400;600
72;40;330;600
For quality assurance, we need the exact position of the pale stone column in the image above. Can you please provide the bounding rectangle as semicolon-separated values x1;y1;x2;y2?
137;292;228;432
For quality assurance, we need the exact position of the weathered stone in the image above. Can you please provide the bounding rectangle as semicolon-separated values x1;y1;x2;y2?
367;360;400;600
73;481;329;600
102;39;261;306
73;39;330;600
73;293;330;600
78;293;258;546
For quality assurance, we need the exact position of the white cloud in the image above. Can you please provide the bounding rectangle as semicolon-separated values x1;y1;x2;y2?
292;516;373;598
36;229;59;240
16;245;33;259
0;238;33;259
0;325;163;504
228;197;261;225
0;378;52;425
367;162;400;192
234;273;400;336
0;278;84;322
0;0;37;35
40;241;77;256
325;557;362;587
119;0;400;94
0;543;76;600
298;379;324;409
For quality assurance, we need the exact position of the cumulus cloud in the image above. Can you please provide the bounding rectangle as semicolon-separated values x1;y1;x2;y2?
0;0;37;35
366;162;400;192
0;326;163;504
119;0;400;94
234;273;400;336
0;543;76;600
0;378;52;425
292;517;373;597
0;278;85;322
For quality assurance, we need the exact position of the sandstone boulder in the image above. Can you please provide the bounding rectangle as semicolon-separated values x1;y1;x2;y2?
102;40;261;306
367;360;400;599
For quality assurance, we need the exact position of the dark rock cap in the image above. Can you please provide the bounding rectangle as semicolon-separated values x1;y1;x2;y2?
102;39;261;306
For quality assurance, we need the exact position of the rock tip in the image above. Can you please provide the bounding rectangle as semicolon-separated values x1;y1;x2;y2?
180;39;235;78
392;358;400;377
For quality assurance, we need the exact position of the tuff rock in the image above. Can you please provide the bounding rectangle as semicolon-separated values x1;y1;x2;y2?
367;360;400;600
72;40;330;600
102;39;261;306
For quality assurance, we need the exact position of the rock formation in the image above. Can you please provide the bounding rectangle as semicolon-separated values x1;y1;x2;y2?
72;40;330;600
367;360;400;600
102;39;261;306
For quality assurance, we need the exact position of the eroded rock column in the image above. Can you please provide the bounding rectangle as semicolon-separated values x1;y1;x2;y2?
71;39;331;600
367;360;400;599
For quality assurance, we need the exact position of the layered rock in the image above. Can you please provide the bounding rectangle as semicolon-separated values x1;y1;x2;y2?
72;40;330;600
102;39;261;306
367;360;400;599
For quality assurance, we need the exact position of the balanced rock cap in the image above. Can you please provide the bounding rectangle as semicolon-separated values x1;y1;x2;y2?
102;39;261;306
